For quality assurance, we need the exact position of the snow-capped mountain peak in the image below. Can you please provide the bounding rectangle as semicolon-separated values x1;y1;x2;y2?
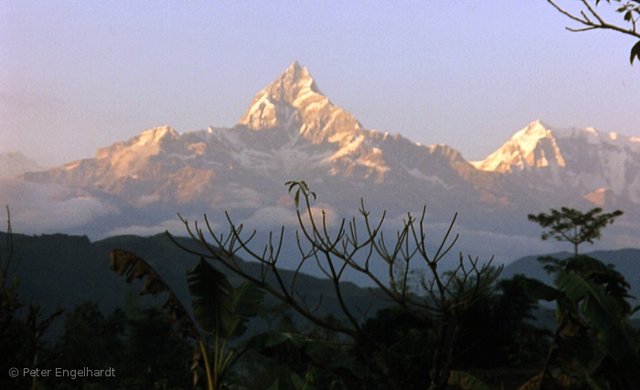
473;120;566;172
472;120;640;206
14;62;640;247
238;62;362;144
505;120;555;157
238;62;320;130
267;61;320;102
476;120;640;174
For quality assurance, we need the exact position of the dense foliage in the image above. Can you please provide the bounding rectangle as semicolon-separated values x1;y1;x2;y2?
2;198;638;389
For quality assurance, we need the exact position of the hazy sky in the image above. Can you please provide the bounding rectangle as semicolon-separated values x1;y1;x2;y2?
2;1;639;167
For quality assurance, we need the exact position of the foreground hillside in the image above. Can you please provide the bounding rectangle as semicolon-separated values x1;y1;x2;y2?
502;248;640;307
4;230;638;321
3;230;639;389
2;231;388;328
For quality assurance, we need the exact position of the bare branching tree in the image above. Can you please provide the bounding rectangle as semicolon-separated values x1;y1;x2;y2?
169;181;501;389
547;0;640;63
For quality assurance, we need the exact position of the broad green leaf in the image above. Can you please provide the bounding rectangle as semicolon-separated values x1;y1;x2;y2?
630;40;640;64
266;377;281;390
565;255;632;314
229;281;265;337
556;271;595;301
447;370;491;390
266;369;305;390
556;271;638;363
188;259;265;338
244;331;308;355
290;372;309;389
188;258;235;335
233;282;265;318
109;249;199;339
520;277;563;302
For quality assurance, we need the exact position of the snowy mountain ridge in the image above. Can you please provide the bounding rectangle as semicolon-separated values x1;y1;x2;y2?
472;120;567;172
6;62;639;254
473;120;640;173
471;120;640;204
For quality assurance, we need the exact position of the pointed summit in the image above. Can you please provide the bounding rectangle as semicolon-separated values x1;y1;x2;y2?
512;120;554;148
473;120;566;172
277;61;320;96
238;62;362;143
238;61;322;130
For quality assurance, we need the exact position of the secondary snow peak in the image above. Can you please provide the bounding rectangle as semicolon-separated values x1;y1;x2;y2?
473;120;566;173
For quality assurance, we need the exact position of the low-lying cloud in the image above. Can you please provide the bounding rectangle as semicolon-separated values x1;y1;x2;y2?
0;179;119;234
104;218;192;238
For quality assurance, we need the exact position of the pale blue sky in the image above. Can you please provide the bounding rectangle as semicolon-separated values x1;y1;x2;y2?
2;1;639;166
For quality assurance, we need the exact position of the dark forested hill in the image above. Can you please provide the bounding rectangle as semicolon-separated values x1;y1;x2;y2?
502;248;640;306
1;231;389;334
3;230;638;334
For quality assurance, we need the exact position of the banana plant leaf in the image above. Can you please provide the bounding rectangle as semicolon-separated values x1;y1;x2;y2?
188;257;265;338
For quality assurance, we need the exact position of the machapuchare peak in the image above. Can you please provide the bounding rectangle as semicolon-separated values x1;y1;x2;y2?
278;61;319;91
237;62;362;142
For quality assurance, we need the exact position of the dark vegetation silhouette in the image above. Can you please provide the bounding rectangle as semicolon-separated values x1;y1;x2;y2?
3;3;639;389
2;187;639;389
1;207;63;390
520;207;639;389
112;184;638;388
1;208;192;389
547;0;640;64
528;207;623;256
167;181;509;389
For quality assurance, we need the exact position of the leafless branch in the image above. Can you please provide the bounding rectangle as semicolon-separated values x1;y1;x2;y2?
171;181;501;354
547;0;640;38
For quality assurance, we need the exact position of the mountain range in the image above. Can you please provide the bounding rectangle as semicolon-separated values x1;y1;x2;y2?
2;62;638;261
